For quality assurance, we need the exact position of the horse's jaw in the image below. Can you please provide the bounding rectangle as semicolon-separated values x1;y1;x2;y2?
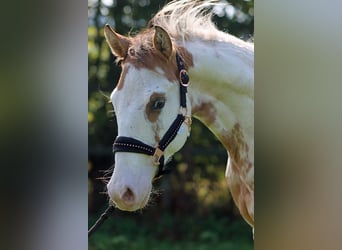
107;153;155;211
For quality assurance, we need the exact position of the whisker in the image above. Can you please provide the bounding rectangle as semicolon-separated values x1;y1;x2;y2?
143;187;164;210
98;89;111;101
95;164;115;186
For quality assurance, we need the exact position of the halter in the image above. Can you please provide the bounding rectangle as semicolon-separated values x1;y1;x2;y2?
113;52;191;180
89;51;191;238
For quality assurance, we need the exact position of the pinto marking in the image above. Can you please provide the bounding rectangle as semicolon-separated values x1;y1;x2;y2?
105;26;194;89
104;0;254;230
145;92;166;123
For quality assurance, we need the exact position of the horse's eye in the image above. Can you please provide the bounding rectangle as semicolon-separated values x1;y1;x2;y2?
151;97;165;111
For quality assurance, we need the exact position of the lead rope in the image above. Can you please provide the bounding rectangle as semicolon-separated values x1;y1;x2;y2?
88;205;115;237
89;52;190;237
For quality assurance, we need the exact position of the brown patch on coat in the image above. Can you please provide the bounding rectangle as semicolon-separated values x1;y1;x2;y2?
145;92;165;123
116;65;129;90
154;134;160;143
220;123;254;226
124;29;193;83
229;171;254;226
221;123;249;164
192;102;217;125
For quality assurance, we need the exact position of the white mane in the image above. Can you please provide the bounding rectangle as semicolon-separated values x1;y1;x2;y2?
150;0;253;49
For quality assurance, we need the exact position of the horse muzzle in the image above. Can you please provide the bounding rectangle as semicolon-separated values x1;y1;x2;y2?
107;181;151;211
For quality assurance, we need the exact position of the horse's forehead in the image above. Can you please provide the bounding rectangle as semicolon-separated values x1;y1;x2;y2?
116;43;193;91
117;63;169;94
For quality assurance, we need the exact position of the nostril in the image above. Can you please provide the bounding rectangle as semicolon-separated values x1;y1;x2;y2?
122;187;135;204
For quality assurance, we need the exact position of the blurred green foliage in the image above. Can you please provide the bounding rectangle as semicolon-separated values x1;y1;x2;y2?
89;207;252;250
88;0;253;248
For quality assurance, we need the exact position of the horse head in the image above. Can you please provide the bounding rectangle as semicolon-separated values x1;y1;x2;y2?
104;24;192;211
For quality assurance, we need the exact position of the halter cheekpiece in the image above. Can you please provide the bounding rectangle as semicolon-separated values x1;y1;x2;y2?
113;52;191;180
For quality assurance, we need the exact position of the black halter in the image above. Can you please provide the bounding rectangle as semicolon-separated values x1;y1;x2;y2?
88;53;190;237
113;52;191;180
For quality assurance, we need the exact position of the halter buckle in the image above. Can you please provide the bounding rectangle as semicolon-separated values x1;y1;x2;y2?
184;116;192;133
179;107;188;116
152;147;164;165
179;69;190;87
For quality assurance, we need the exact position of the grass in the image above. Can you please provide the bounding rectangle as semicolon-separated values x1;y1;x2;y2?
89;235;252;250
89;209;253;250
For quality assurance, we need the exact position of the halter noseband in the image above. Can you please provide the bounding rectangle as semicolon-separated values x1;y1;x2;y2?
113;52;191;180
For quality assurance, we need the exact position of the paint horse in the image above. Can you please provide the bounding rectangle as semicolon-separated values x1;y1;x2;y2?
104;1;254;228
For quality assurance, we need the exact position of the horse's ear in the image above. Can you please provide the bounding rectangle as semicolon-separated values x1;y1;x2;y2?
104;24;130;59
153;26;173;59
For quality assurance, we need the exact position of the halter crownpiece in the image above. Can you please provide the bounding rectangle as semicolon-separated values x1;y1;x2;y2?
113;52;191;180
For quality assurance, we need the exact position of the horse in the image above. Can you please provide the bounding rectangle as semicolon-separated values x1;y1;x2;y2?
104;0;254;229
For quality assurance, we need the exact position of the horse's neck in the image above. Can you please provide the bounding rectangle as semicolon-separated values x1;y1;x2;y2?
186;39;254;167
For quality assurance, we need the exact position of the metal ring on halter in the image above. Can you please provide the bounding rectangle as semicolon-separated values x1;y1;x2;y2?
178;107;192;133
179;69;190;87
184;116;192;130
113;52;190;180
152;147;164;165
179;106;188;116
